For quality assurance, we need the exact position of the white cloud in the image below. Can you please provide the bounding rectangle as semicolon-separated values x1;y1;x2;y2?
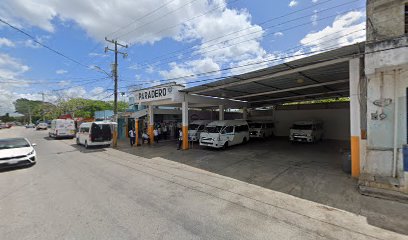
311;10;318;26
274;32;284;37
312;0;318;3
299;11;366;52
159;58;221;86
0;53;30;79
56;69;68;74
89;52;107;58
289;0;298;7
0;37;15;47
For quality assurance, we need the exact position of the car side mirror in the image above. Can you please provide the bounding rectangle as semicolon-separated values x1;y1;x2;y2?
32;143;37;147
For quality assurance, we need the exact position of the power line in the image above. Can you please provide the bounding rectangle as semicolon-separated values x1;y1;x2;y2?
135;4;365;70
132;0;343;67
107;0;179;38
128;0;241;45
117;0;202;39
0;18;103;75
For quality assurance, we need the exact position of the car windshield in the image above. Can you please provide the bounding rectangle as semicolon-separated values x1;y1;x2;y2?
249;123;262;128
204;126;223;133
188;124;199;130
292;124;313;130
0;138;30;149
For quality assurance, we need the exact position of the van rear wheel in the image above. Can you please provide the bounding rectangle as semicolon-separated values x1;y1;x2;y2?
243;137;248;144
85;141;89;149
76;138;80;145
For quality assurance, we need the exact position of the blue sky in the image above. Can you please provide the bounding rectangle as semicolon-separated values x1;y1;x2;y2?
0;0;366;114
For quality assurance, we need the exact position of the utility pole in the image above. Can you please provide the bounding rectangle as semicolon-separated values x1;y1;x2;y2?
104;37;128;147
41;92;45;122
104;37;128;115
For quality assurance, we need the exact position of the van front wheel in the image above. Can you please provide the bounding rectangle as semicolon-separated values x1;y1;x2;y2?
243;137;248;144
85;141;89;149
76;138;80;145
223;142;229;150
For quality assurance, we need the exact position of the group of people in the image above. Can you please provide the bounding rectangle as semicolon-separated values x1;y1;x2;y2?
128;122;184;150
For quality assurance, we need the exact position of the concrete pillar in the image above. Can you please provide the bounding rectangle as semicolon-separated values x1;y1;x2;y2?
219;105;224;120
135;118;139;146
182;101;189;150
350;58;361;177
148;105;154;145
243;107;248;120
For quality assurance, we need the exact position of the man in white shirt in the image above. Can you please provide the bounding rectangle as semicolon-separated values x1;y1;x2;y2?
142;130;150;144
177;129;183;150
129;128;136;147
153;128;159;143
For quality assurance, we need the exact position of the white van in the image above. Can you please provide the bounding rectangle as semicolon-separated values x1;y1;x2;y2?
248;120;275;139
188;120;211;141
199;120;249;149
289;120;323;143
49;119;76;139
76;122;115;148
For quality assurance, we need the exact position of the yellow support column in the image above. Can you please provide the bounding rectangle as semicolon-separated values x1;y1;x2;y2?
135;119;139;146
148;105;154;145
182;101;189;150
350;58;361;177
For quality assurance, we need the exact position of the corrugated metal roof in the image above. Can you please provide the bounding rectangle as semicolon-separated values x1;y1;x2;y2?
183;43;364;107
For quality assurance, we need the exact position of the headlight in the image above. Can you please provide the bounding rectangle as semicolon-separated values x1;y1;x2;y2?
28;149;35;155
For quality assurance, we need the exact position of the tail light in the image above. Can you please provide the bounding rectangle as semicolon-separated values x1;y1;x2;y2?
89;133;92;140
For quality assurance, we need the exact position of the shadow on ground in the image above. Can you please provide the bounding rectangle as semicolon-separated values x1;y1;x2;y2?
116;137;408;235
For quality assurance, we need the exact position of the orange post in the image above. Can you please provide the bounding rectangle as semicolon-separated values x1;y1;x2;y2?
135;119;139;146
182;125;189;150
351;136;360;177
148;124;154;145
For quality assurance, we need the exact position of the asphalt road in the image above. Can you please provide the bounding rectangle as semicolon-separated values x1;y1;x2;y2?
0;127;406;240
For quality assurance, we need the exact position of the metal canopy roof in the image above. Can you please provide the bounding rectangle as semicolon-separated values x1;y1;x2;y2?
183;43;365;107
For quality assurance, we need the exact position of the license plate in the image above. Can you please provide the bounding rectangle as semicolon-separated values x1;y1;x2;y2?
8;159;19;164
70;130;75;134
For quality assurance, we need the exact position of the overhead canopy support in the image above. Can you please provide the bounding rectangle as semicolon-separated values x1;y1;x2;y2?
235;79;349;99
189;57;351;94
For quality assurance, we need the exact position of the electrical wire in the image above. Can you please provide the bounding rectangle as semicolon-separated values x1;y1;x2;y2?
135;5;365;71
0;18;103;75
117;0;202;39
132;0;350;67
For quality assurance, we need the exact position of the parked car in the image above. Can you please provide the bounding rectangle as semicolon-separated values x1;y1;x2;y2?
36;122;48;130
188;120;211;142
25;123;35;128
248;120;275;139
289;120;323;143
0;138;37;169
200;120;249;149
76;122;115;148
49;119;76;139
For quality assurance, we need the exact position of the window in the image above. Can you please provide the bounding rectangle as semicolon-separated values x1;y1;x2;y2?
224;126;234;133
198;125;205;131
405;4;408;34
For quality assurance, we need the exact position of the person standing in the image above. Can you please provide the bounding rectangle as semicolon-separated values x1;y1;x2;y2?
142;130;150;144
153;128;159;143
177;129;183;150
129;128;136;147
162;124;168;140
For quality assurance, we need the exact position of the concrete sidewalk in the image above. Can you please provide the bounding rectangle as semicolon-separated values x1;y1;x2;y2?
116;138;408;236
101;146;407;239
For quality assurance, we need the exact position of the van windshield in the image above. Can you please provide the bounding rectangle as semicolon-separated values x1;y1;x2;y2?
292;124;312;130
249;123;262;128
204;126;223;133
188;124;199;130
90;123;112;142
